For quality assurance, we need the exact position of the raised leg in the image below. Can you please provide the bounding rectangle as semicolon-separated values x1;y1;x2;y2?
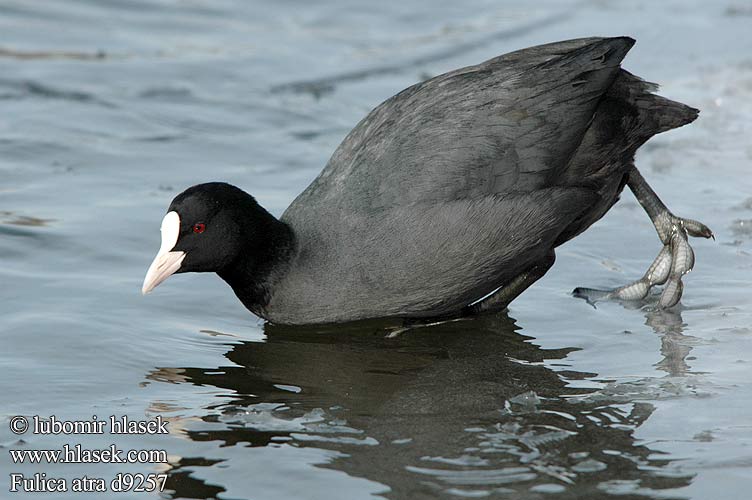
574;166;712;308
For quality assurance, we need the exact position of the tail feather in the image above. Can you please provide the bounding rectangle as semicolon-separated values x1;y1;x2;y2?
645;93;699;134
614;70;699;137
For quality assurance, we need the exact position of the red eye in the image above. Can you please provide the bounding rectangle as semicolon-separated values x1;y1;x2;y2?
193;223;206;234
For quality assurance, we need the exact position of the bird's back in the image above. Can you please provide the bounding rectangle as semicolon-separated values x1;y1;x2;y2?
284;36;635;219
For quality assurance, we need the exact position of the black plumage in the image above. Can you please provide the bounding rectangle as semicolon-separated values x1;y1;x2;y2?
144;37;699;324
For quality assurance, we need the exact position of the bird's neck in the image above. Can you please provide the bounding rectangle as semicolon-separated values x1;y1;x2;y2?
217;213;296;319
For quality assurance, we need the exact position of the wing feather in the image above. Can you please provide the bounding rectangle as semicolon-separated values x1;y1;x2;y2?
285;37;635;218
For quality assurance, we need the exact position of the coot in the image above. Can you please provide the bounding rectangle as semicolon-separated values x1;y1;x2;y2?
143;37;711;325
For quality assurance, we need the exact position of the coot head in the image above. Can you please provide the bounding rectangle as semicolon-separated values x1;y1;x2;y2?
142;182;286;295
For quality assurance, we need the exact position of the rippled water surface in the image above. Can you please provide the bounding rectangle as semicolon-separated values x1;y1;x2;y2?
1;1;751;499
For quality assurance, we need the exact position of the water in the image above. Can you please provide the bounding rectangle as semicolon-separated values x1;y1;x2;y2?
1;0;751;498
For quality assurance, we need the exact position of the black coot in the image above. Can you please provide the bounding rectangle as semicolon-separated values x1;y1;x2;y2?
143;37;711;325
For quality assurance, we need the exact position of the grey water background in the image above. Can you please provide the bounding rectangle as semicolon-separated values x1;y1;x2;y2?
1;0;751;498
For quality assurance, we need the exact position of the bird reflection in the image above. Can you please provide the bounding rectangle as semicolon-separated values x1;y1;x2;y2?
579;293;699;376
644;307;697;376
147;313;692;499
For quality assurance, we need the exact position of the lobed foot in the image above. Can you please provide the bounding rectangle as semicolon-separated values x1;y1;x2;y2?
574;213;712;309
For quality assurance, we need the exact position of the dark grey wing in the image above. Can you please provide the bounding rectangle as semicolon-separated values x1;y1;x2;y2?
285;37;635;215
273;186;600;322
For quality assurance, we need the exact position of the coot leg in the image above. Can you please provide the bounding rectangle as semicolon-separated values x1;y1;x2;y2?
574;244;672;305
626;167;712;307
574;167;712;308
465;251;556;315
386;253;556;337
385;316;466;338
